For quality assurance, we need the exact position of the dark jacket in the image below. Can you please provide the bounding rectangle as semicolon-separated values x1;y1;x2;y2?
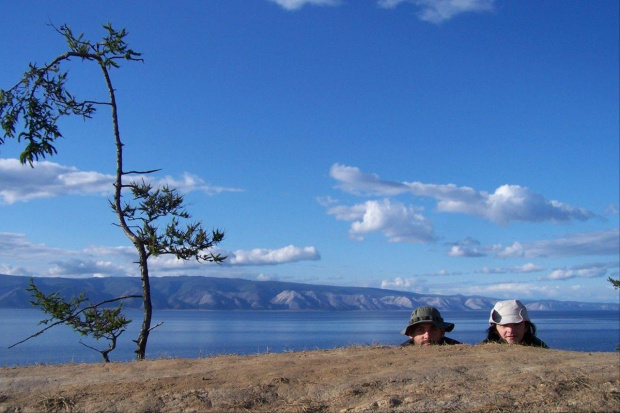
479;336;549;348
400;336;462;346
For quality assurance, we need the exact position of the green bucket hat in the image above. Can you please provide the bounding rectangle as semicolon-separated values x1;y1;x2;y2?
401;306;455;335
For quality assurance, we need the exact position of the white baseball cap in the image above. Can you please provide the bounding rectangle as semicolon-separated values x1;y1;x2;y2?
489;300;530;325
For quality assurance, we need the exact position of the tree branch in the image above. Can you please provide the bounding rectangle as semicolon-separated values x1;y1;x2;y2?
122;169;162;175
8;294;141;349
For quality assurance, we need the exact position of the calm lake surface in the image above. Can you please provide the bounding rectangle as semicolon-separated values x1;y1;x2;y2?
1;309;618;366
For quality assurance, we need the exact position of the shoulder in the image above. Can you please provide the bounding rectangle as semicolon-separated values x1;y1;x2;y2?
442;336;462;345
478;338;501;345
400;339;414;347
529;336;549;348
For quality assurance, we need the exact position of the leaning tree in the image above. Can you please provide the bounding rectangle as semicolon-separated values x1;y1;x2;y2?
9;279;139;363
0;23;225;360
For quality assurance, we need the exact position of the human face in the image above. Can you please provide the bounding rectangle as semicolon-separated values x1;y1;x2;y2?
495;322;526;344
410;323;445;346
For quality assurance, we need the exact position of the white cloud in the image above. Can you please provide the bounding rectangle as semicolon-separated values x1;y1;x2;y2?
0;158;113;204
447;237;485;257
0;263;31;276
539;262;618;281
381;277;546;298
330;164;410;196
0;232;77;261
0;233;321;278
83;245;137;259
447;230;619;260
493;242;524;258
516;263;546;273
268;0;341;11
377;0;495;24
0;158;243;204
381;276;429;293
228;245;321;265
447;282;562;299
604;204;619;215
329;164;596;225
480;185;594;224
156;172;244;196
269;0;495;23
475;263;546;274
47;258;127;278
495;229;620;258
422;269;451;276
256;273;277;281
377;0;403;7
379;275;619;303
316;195;338;207
326;198;436;243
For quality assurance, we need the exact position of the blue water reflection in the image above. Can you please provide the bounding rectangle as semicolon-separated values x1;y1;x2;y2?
1;309;618;366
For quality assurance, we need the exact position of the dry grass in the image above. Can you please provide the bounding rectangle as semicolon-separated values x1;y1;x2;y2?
39;394;76;412
0;344;618;412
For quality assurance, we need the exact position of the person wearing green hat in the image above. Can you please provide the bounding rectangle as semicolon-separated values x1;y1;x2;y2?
480;299;548;348
400;306;462;346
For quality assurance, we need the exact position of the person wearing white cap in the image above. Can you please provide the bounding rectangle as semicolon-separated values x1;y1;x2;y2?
481;300;548;348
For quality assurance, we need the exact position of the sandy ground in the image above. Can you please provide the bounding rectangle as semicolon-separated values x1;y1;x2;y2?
0;344;618;412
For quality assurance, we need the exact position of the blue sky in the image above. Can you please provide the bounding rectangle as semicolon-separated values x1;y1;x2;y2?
0;0;618;303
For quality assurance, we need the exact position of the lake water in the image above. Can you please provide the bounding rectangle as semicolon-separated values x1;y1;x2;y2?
1;309;618;366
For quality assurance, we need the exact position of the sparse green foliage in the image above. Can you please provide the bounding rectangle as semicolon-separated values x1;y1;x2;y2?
116;180;226;262
1;23;226;360
0;23;141;165
11;279;138;362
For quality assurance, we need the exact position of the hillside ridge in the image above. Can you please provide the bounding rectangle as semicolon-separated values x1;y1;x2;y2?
0;273;617;311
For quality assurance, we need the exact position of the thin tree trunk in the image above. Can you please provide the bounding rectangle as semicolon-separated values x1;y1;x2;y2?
99;59;152;360
135;250;152;360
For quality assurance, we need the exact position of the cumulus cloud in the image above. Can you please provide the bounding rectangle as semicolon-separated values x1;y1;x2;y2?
0;232;321;278
0;232;76;261
538;262;618;281
329;164;596;225
227;245;321;265
326;198;436;243
330;164;410;196
446;230;619;259
381;276;429;293
440;280;618;303
377;0;495;24
447;237;485;257
0;158;243;204
47;258;127;278
0;263;31;276
256;273;277;281
92;244;321;272
0;233;131;278
268;0;341;10
494;229;620;258
0;158;113;204
380;276;618;302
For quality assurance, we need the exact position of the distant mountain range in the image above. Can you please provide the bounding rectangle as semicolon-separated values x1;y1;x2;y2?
0;274;617;311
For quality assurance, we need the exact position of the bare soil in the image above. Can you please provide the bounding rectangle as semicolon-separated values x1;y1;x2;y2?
1;344;618;412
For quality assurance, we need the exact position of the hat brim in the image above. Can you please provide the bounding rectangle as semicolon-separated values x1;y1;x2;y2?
490;315;525;325
489;308;529;325
402;320;455;335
